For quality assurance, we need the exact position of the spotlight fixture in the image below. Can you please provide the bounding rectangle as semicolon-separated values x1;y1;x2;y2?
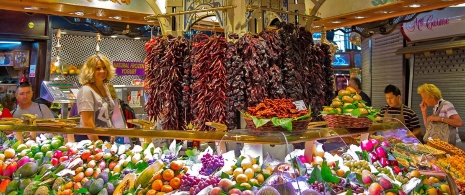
24;6;41;10
69;11;85;16
134;37;141;40
331;20;342;23
408;4;422;8
109;16;122;20
110;35;118;38
354;16;365;19
375;10;395;14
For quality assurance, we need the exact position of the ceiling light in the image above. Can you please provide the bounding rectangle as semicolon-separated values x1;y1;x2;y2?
147;20;156;23
109;16;122;20
408;4;422;8
24;6;41;10
375;10;395;14
134;37;141;40
331;20;342;24
110;35;117;38
354;16;365;19
60;31;67;34
313;25;321;28
451;3;465;7
69;12;84;16
0;41;21;44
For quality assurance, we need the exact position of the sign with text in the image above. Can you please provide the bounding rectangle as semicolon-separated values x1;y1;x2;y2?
113;61;145;76
402;7;465;42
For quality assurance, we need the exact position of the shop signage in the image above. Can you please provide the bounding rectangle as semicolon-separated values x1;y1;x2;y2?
402;7;465;42
113;61;145;76
36;0;154;14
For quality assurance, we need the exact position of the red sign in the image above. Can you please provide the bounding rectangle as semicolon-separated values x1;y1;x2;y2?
401;7;465;42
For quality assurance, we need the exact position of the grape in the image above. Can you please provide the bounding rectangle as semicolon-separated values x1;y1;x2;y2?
199;153;224;176
309;181;325;192
180;174;221;194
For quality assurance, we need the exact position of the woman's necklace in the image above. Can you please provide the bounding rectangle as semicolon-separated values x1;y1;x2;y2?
93;83;106;98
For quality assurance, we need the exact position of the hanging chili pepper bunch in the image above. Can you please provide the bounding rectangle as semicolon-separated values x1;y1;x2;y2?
144;35;188;130
189;34;228;131
237;34;270;107
224;34;246;130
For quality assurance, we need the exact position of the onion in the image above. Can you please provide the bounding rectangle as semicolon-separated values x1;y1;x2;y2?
361;140;374;152
379;157;390;167
370;139;380;148
375;147;387;158
380;141;390;147
369;152;378;162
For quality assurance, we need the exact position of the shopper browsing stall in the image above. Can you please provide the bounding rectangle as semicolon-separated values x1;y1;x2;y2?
378;84;421;137
12;82;55;119
348;77;372;106
76;54;115;141
418;83;463;145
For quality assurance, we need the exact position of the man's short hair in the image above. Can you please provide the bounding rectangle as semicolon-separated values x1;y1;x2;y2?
16;82;32;93
350;77;362;89
384;84;401;96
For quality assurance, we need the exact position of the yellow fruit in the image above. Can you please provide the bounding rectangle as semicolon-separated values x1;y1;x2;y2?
252;164;261;172
241;159;253;170
235;174;248;183
244;168;254;179
353;94;362;101
256;174;265;184
223;166;233;175
0;154;5;161
338;90;350;96
69;70;75;74
265;166;273;173
440;184;451;194
233;168;243;178
249;178;259;185
342;96;354;103
4;148;15;159
240;182;252;190
427;188;438;195
346;87;357;94
409;170;421;178
336;169;345;177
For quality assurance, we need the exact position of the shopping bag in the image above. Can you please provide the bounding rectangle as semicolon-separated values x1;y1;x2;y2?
424;122;456;144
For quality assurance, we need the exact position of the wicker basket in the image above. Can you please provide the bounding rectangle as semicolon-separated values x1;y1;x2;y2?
244;117;311;134
322;114;373;129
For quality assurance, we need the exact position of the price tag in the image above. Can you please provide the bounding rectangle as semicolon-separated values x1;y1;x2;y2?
293;100;307;111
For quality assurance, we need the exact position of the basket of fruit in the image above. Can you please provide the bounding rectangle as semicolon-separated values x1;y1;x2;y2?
321;87;379;129
243;98;311;134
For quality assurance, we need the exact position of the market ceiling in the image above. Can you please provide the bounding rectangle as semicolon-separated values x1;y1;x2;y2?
1;0;465;32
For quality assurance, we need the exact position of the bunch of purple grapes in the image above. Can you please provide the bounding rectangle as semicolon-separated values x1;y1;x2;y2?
180;174;220;195
199;153;224;175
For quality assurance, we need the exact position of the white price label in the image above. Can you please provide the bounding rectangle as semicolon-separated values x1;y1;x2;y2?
293;100;307;111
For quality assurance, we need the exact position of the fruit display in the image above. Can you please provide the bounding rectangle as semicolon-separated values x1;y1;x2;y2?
427;139;465;157
50;62;81;75
321;86;378;118
0;123;461;195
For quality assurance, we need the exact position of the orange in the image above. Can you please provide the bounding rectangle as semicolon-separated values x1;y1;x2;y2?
62;189;73;195
152;179;163;191
170;161;184;171
153;173;162;180
146;189;157;195
64;182;73;190
161;185;173;193
176;172;185;179
162;169;175;181
183;166;189;172
156;193;166;195
170;177;181;189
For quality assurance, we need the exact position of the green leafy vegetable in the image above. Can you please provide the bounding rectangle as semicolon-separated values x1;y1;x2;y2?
136;162;149;174
308;166;323;184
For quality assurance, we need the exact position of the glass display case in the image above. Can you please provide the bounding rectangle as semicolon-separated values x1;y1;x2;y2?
0;120;461;195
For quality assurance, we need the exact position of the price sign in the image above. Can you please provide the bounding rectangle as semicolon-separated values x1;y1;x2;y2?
293;100;307;111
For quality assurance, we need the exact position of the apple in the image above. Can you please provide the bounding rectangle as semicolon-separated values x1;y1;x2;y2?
51;158;59;166
368;183;384;195
378;177;393;190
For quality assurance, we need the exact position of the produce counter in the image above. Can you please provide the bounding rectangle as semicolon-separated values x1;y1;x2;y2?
0;122;461;195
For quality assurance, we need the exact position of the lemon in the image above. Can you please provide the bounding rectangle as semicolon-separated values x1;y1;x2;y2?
4;148;15;159
241;158;253;170
244;168;254;179
249;178;259;185
233;168;243;178
235;174;248;183
252;164;261;172
0;153;5;161
240;182;252;190
256;173;265;184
